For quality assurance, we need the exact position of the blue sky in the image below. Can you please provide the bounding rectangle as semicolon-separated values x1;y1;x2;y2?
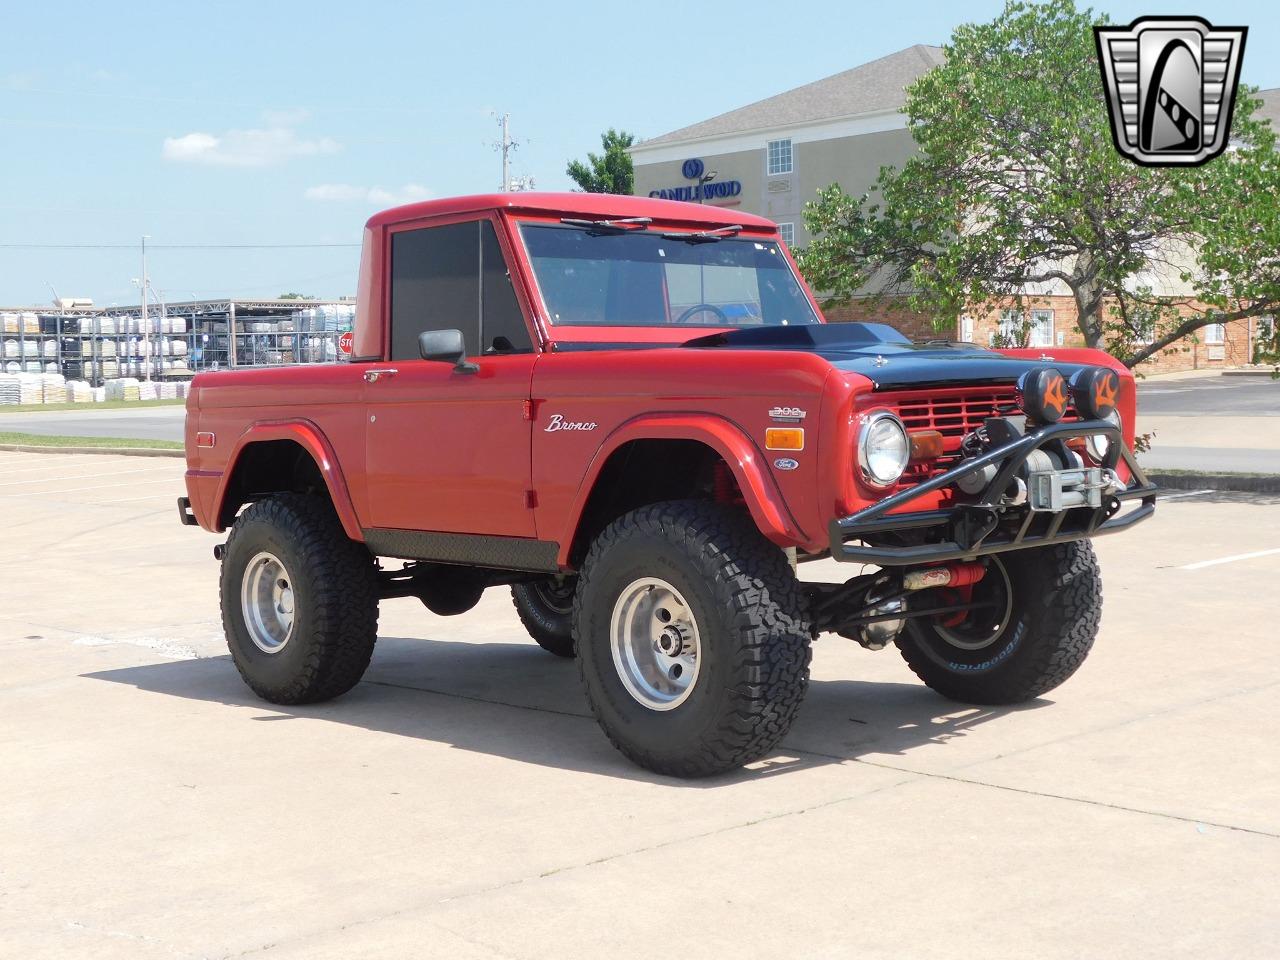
2;0;1276;307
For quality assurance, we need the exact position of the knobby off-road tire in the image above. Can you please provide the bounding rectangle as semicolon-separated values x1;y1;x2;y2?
897;541;1102;704
574;501;812;778
220;493;380;705
511;579;577;658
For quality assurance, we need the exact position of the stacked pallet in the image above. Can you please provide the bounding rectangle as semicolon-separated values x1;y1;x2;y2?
41;373;66;404
0;373;18;404
104;378;141;401
17;373;41;403
65;379;93;403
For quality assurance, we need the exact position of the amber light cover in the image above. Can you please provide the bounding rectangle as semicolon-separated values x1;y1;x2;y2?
765;427;804;451
908;430;945;463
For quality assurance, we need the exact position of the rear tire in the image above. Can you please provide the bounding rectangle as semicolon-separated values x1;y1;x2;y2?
574;501;811;778
220;493;379;705
897;541;1102;704
511;579;577;658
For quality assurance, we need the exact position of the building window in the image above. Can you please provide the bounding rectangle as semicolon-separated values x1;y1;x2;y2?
1205;321;1226;344
777;222;795;245
960;315;975;343
995;308;1054;348
767;138;793;175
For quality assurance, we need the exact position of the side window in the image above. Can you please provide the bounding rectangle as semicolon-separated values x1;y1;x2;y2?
480;221;533;353
390;222;481;360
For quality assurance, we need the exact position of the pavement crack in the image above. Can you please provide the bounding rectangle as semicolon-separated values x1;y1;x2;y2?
361;678;594;720
782;745;1280;840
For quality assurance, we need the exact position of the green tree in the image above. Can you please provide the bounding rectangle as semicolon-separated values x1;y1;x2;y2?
277;292;316;300
567;129;636;195
799;0;1280;367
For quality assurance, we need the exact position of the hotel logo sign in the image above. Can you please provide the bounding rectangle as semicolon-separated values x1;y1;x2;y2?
1095;16;1247;167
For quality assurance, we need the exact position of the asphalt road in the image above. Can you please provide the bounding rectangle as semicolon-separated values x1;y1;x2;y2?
2;450;1278;959
0;404;185;441
1137;374;1279;416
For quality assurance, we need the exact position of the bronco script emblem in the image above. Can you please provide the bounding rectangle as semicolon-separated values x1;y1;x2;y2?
1095;16;1247;167
544;414;598;432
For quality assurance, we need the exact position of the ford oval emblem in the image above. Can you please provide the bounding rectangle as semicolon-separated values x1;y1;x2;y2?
773;457;799;471
682;157;705;180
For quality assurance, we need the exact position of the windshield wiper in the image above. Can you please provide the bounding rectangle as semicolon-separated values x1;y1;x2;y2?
659;225;744;243
559;216;653;234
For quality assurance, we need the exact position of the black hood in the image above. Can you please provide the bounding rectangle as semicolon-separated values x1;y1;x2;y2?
682;323;1103;390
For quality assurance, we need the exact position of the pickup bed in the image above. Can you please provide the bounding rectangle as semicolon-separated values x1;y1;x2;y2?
181;192;1156;777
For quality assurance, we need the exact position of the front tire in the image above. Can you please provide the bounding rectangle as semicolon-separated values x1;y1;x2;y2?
574;501;811;778
220;494;380;705
897;541;1102;704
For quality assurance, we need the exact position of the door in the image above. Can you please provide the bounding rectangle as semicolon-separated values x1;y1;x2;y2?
364;216;538;537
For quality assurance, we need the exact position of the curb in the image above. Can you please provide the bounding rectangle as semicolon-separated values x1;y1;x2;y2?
1221;369;1277;378
0;443;183;458
1150;471;1280;494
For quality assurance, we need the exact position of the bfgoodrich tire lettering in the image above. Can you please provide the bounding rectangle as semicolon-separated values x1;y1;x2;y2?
897;541;1102;704
220;493;379;704
574;501;811;777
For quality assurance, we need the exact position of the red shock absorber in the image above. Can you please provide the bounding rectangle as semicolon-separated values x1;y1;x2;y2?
902;561;986;591
903;561;987;628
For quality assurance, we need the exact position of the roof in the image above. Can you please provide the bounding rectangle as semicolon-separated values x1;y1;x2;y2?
365;192;776;231
634;45;944;149
1256;88;1280;130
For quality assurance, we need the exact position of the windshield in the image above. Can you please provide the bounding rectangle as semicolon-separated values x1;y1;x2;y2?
519;223;821;327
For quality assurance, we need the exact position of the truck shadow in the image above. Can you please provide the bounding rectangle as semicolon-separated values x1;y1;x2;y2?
84;634;1045;786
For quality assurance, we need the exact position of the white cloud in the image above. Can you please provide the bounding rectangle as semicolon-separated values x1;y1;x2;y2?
305;183;432;205
162;127;340;167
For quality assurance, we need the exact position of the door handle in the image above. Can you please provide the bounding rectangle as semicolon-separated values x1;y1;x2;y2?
364;368;399;383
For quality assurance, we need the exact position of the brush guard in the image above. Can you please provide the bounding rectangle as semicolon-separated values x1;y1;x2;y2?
828;418;1157;566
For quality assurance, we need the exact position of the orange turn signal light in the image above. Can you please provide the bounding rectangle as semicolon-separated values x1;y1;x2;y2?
765;427;804;451
908;430;945;462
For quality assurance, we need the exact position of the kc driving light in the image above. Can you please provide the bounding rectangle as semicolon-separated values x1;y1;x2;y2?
858;411;910;486
1086;409;1123;462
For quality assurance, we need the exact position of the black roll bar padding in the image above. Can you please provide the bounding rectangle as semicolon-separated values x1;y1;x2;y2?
828;418;1158;565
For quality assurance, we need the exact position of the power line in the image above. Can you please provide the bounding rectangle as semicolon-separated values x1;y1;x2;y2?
0;242;360;250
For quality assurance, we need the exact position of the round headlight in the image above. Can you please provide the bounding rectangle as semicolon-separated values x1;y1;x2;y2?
1085;409;1123;462
858;411;910;487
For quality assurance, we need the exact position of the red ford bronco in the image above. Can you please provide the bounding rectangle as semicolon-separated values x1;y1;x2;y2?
179;193;1156;777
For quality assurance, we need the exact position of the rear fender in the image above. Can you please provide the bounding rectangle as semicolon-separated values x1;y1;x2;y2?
211;420;363;540
559;413;806;567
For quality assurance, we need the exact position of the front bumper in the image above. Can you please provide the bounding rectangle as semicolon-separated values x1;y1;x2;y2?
828;419;1158;565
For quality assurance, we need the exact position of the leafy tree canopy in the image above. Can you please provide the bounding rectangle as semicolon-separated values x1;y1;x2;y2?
567;129;637;195
799;0;1280;366
277;292;316;300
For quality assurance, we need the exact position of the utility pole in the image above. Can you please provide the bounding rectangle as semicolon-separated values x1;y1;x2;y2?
498;113;512;191
492;112;526;192
140;235;151;381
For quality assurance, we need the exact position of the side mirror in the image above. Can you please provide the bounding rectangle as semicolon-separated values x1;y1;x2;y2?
418;329;478;373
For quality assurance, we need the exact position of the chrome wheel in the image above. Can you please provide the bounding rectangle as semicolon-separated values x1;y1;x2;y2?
240;551;295;654
610;577;701;711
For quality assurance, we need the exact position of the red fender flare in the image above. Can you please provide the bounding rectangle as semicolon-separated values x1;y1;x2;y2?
557;413;807;567
208;420;363;541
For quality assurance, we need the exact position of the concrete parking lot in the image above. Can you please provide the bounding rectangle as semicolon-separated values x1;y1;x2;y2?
2;451;1278;959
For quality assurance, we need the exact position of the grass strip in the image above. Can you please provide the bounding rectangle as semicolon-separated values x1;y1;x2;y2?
0;431;183;450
